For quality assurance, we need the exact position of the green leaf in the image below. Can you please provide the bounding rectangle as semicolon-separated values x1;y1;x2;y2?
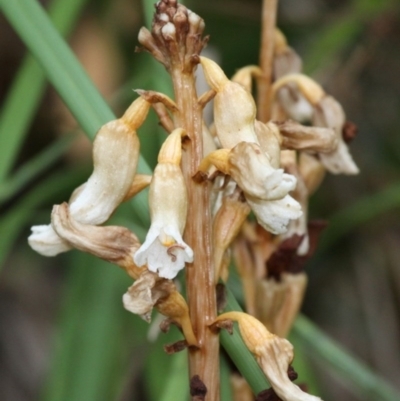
0;165;90;269
0;0;89;182
293;314;400;401
0;133;78;204
41;253;137;401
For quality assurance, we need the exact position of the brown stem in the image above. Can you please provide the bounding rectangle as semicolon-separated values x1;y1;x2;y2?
171;68;220;401
257;0;278;122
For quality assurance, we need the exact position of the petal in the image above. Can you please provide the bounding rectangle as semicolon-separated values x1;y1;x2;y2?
133;224;161;267
318;140;359;175
134;227;193;279
28;224;71;256
247;195;302;235
228;142;297;201
123;281;153;322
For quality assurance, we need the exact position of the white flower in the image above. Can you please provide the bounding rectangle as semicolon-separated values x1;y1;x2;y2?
133;129;193;279
199;142;302;235
28;97;150;256
133;214;193;279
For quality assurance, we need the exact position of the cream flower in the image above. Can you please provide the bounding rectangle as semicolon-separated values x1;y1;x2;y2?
133;128;193;279
198;142;302;235
200;56;259;148
28;97;151;256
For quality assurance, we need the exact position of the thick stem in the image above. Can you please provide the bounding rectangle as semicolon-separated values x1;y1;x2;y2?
171;68;220;401
257;0;278;122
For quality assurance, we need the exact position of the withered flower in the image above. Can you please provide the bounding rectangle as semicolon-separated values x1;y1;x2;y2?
272;74;359;175
213;312;323;401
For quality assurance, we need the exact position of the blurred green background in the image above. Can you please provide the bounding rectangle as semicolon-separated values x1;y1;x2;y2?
0;0;400;400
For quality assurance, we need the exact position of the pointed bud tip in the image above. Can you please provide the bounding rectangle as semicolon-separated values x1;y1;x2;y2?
200;56;229;92
121;97;151;130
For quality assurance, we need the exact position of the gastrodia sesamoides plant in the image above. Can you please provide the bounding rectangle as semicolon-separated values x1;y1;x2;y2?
28;1;360;399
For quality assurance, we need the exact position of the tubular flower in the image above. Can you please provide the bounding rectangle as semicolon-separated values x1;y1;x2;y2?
133;128;193;279
28;97;151;256
213;312;322;401
200;56;259;148
198;142;302;235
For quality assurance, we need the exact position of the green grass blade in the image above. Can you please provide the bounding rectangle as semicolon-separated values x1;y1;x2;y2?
0;0;114;137
0;133;77;204
159;352;189;401
293;314;400;401
0;0;89;182
1;0;153;227
0;165;89;269
41;254;134;401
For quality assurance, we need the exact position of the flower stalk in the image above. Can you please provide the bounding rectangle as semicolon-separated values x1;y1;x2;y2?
257;0;279;122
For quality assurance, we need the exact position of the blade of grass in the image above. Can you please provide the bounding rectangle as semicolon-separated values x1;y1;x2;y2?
0;0;89;182
41;253;134;401
293;314;400;401
220;353;233;401
0;0;114;136
144;317;187;401
0;165;90;269
159;352;189;401
1;0;153;226
0;133;78;204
